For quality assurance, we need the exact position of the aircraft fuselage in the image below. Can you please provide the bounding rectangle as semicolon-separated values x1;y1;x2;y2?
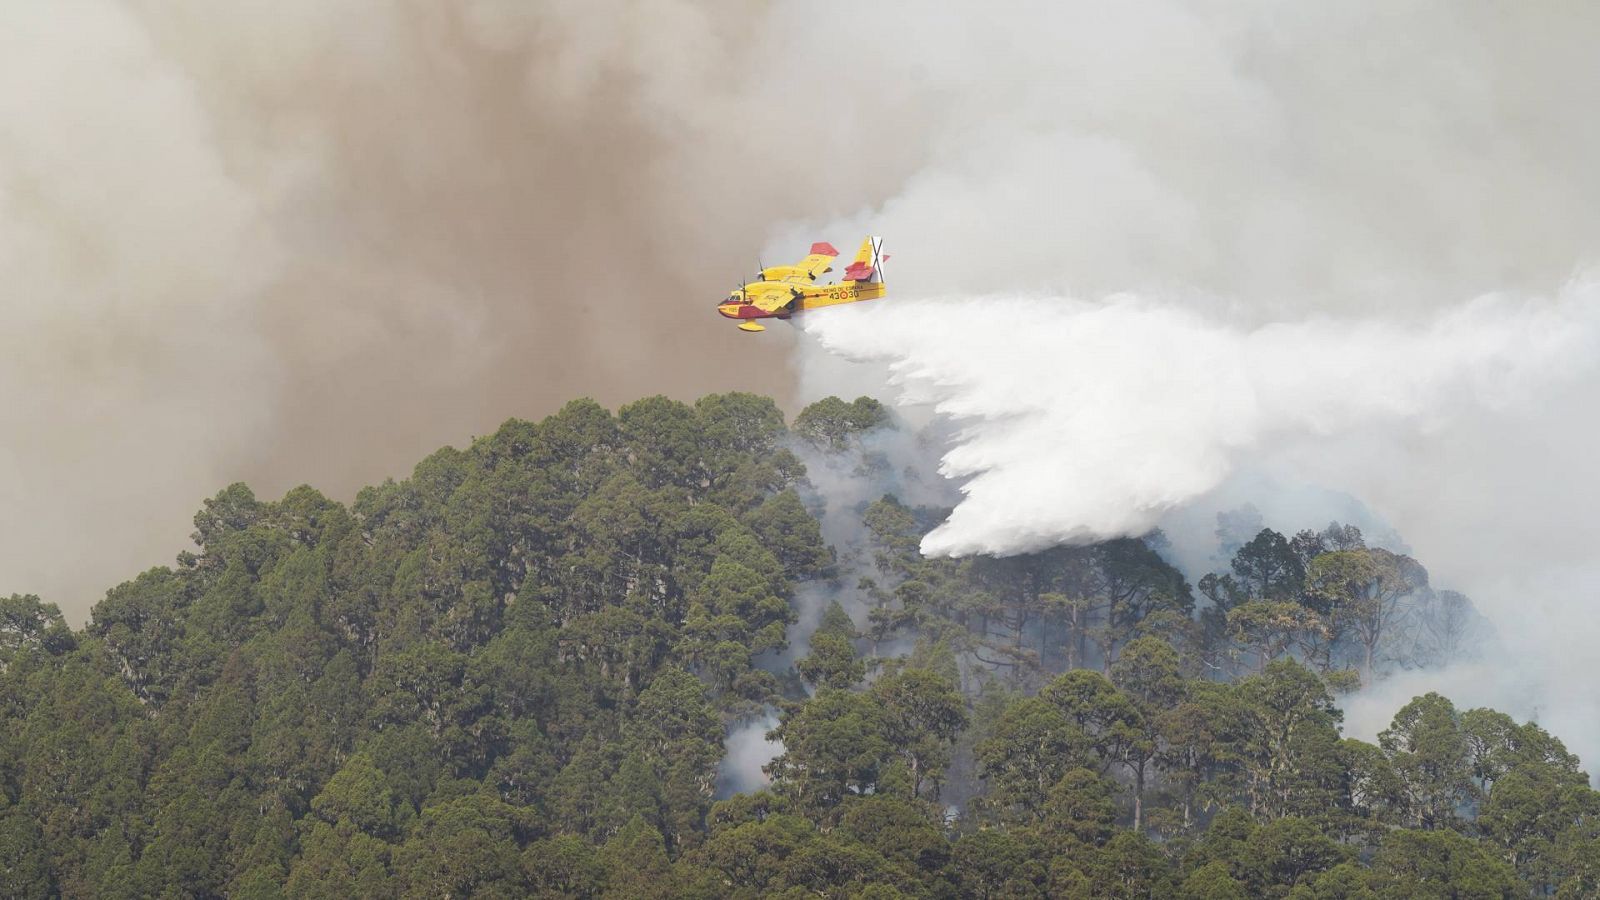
716;278;887;323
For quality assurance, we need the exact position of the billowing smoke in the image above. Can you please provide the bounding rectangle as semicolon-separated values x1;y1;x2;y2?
785;420;957;647
1;2;934;616
715;712;781;799
9;0;1600;780
769;4;1600;765
800;293;1600;763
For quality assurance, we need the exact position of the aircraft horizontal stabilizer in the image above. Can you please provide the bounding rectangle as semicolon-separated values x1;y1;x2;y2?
843;261;874;281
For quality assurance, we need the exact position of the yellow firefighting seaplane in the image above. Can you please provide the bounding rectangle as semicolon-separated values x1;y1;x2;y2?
717;236;887;332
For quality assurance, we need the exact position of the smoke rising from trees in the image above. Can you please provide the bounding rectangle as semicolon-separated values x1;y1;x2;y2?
798;292;1600;762
771;3;1600;764
7;3;1600;648
7;3;1600;893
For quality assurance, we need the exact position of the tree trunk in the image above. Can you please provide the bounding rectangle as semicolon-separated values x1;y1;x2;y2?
1067;604;1083;670
1133;764;1145;832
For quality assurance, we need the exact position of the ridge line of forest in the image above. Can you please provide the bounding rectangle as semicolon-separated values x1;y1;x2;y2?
1;393;1592;899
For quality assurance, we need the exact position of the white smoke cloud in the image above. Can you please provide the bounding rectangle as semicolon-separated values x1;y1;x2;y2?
715;712;781;798
10;0;1600;629
801;288;1600;768
9;0;1600;771
771;2;1600;768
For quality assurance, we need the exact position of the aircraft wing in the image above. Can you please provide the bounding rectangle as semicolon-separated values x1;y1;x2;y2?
774;242;839;284
747;284;795;313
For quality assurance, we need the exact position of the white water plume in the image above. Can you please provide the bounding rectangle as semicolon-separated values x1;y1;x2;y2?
803;288;1599;559
742;0;1600;770
801;286;1600;769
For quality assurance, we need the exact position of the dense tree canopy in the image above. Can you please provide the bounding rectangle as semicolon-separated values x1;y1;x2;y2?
0;394;1587;899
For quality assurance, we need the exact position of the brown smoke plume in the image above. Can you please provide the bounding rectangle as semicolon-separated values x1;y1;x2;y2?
2;2;928;617
8;1;1600;633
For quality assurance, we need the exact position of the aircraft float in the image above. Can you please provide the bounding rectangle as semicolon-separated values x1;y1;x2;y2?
717;236;887;332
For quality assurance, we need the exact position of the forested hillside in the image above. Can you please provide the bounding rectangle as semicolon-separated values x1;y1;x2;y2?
1;394;1595;898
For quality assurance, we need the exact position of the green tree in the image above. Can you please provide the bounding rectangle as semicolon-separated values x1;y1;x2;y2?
1039;768;1119;846
871;668;967;800
793;396;889;450
391;793;530;898
1237;661;1345;820
797;632;864;690
1340;738;1404;826
1227;600;1326;673
746;490;832;580
1111;637;1187;831
1076;830;1176;898
1478;761;1599;892
1378;693;1475;830
1290;862;1377;899
9;393;1599;900
766;689;892;813
0;803;54;899
1368;829;1518;899
285;821;396;900
1244;816;1349;896
524;834;606;898
1314;549;1427;678
0;594;74;663
684;552;793;694
310;752;412;838
596;815;675;899
977;695;1092;820
950;827;1043;899
626;667;724;843
835;794;949;878
1180;860;1247;900
1231;529;1305;601
1157;682;1251;831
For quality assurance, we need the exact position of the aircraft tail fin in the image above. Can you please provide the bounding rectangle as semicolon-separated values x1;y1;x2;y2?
842;236;886;283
